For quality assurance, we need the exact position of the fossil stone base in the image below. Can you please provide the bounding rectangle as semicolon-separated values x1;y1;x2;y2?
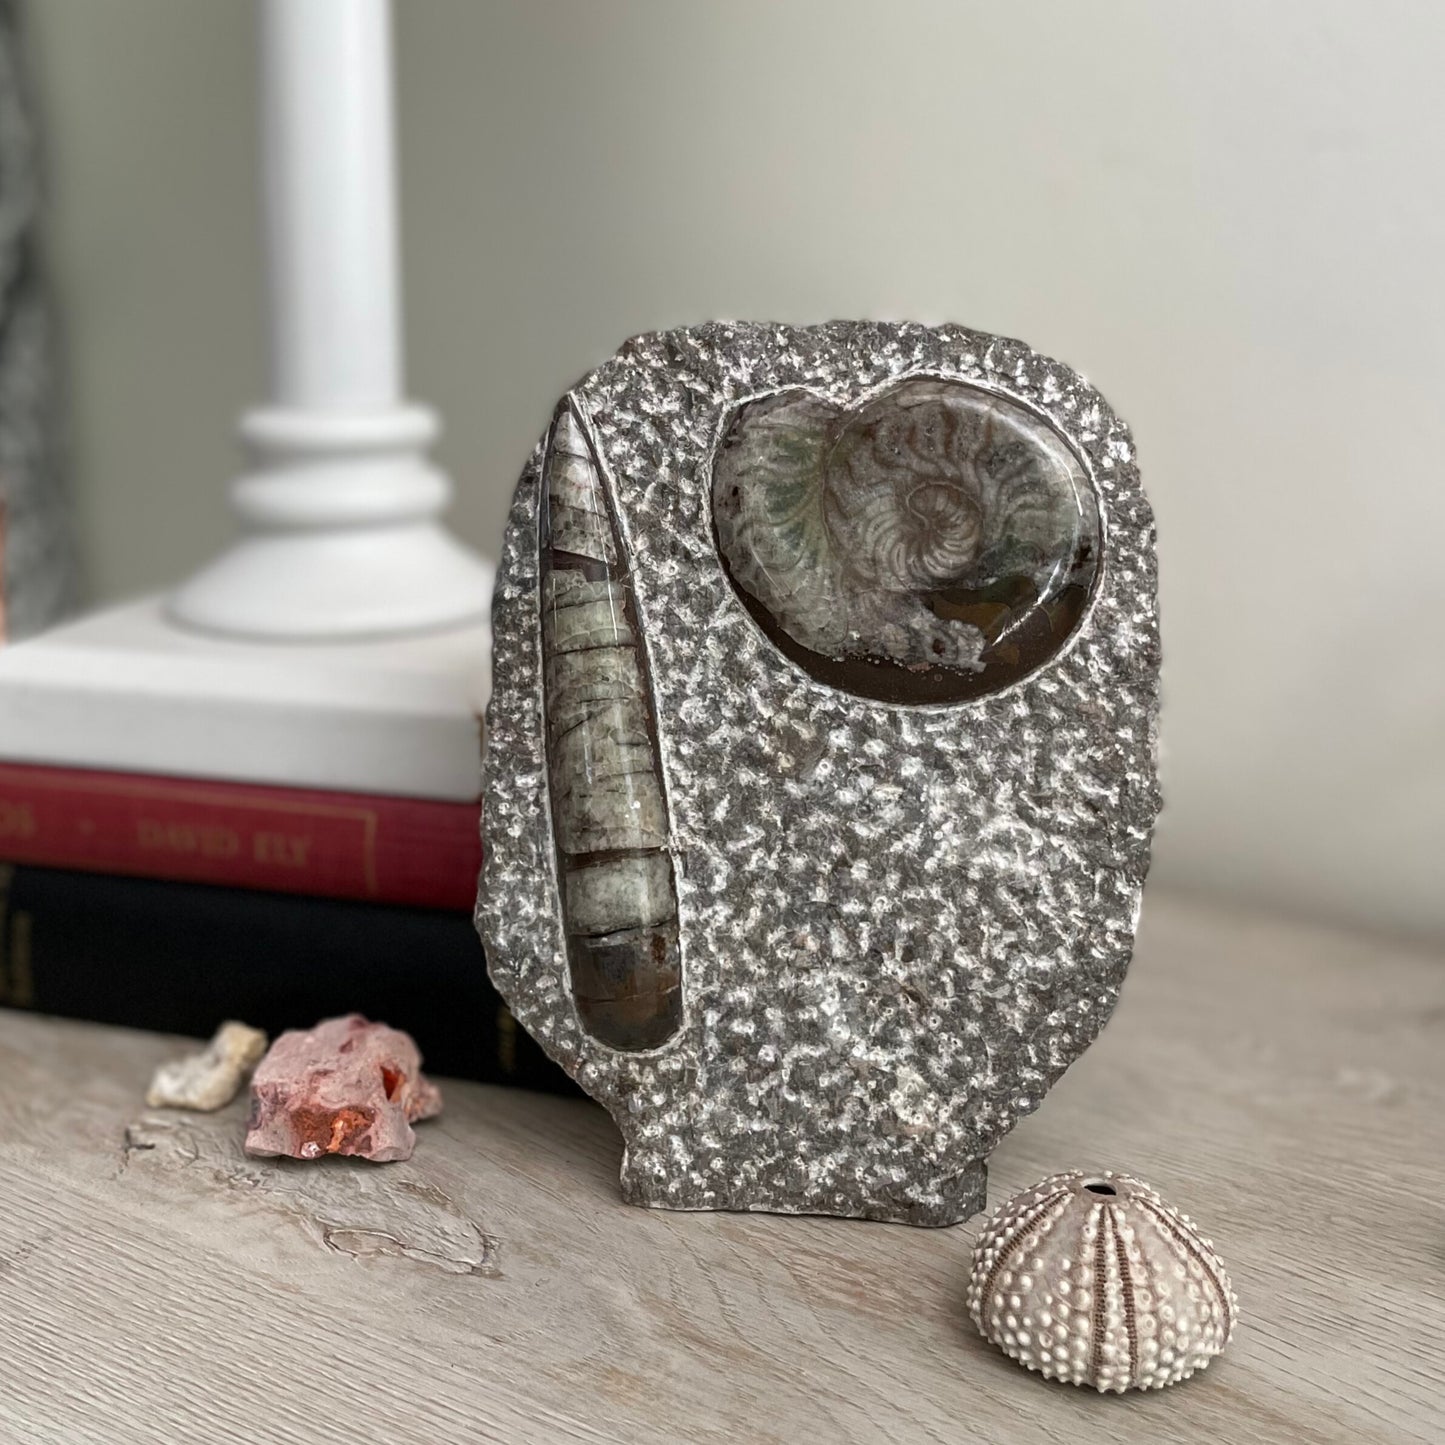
619;1149;988;1228
479;321;1161;1228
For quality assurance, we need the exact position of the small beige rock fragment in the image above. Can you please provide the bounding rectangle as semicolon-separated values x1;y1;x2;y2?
145;1021;268;1112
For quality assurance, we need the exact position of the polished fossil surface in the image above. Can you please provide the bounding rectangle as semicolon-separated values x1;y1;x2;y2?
539;409;683;1052
478;321;1160;1227
712;377;1099;702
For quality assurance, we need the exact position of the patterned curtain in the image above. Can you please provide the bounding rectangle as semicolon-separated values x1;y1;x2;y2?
0;0;75;640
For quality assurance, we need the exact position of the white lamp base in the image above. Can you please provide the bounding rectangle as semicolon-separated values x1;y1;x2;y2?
168;403;495;642
168;521;492;641
0;593;492;800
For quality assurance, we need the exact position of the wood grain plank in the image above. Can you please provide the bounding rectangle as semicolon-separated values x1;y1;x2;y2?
0;892;1440;1444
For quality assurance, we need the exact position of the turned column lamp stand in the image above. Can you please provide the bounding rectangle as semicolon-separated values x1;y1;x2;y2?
0;0;493;801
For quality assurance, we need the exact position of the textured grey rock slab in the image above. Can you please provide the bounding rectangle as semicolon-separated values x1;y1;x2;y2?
478;321;1161;1225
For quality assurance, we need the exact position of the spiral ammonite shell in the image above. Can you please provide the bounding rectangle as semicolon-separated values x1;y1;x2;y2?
967;1171;1238;1392
712;376;1100;703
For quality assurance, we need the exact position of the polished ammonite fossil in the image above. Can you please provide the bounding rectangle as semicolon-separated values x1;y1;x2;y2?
478;321;1161;1225
712;377;1099;704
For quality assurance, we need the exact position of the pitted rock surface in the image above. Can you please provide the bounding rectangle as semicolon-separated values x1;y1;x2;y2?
478;322;1160;1225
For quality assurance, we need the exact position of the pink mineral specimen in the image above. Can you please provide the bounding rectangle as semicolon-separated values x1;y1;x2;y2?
244;1014;443;1163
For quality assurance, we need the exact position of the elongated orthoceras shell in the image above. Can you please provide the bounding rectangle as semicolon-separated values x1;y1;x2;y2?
539;405;683;1050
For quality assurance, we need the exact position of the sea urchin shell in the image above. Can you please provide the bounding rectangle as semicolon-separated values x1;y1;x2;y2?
967;1170;1238;1392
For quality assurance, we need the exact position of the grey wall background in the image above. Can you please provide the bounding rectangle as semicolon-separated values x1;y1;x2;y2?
25;0;1445;943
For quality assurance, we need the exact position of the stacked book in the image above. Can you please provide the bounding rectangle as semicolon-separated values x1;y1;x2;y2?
0;757;571;1096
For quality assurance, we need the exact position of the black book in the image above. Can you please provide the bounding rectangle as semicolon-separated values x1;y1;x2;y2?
0;863;576;1096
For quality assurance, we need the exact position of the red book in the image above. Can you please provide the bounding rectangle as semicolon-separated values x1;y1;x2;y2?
0;763;481;910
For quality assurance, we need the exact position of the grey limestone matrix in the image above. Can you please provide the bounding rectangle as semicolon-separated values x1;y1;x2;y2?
478;322;1160;1226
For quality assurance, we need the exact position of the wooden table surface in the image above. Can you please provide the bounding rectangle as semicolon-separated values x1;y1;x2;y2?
0;893;1441;1444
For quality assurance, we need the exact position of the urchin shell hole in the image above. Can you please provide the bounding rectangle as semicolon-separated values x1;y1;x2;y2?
1082;1178;1118;1196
